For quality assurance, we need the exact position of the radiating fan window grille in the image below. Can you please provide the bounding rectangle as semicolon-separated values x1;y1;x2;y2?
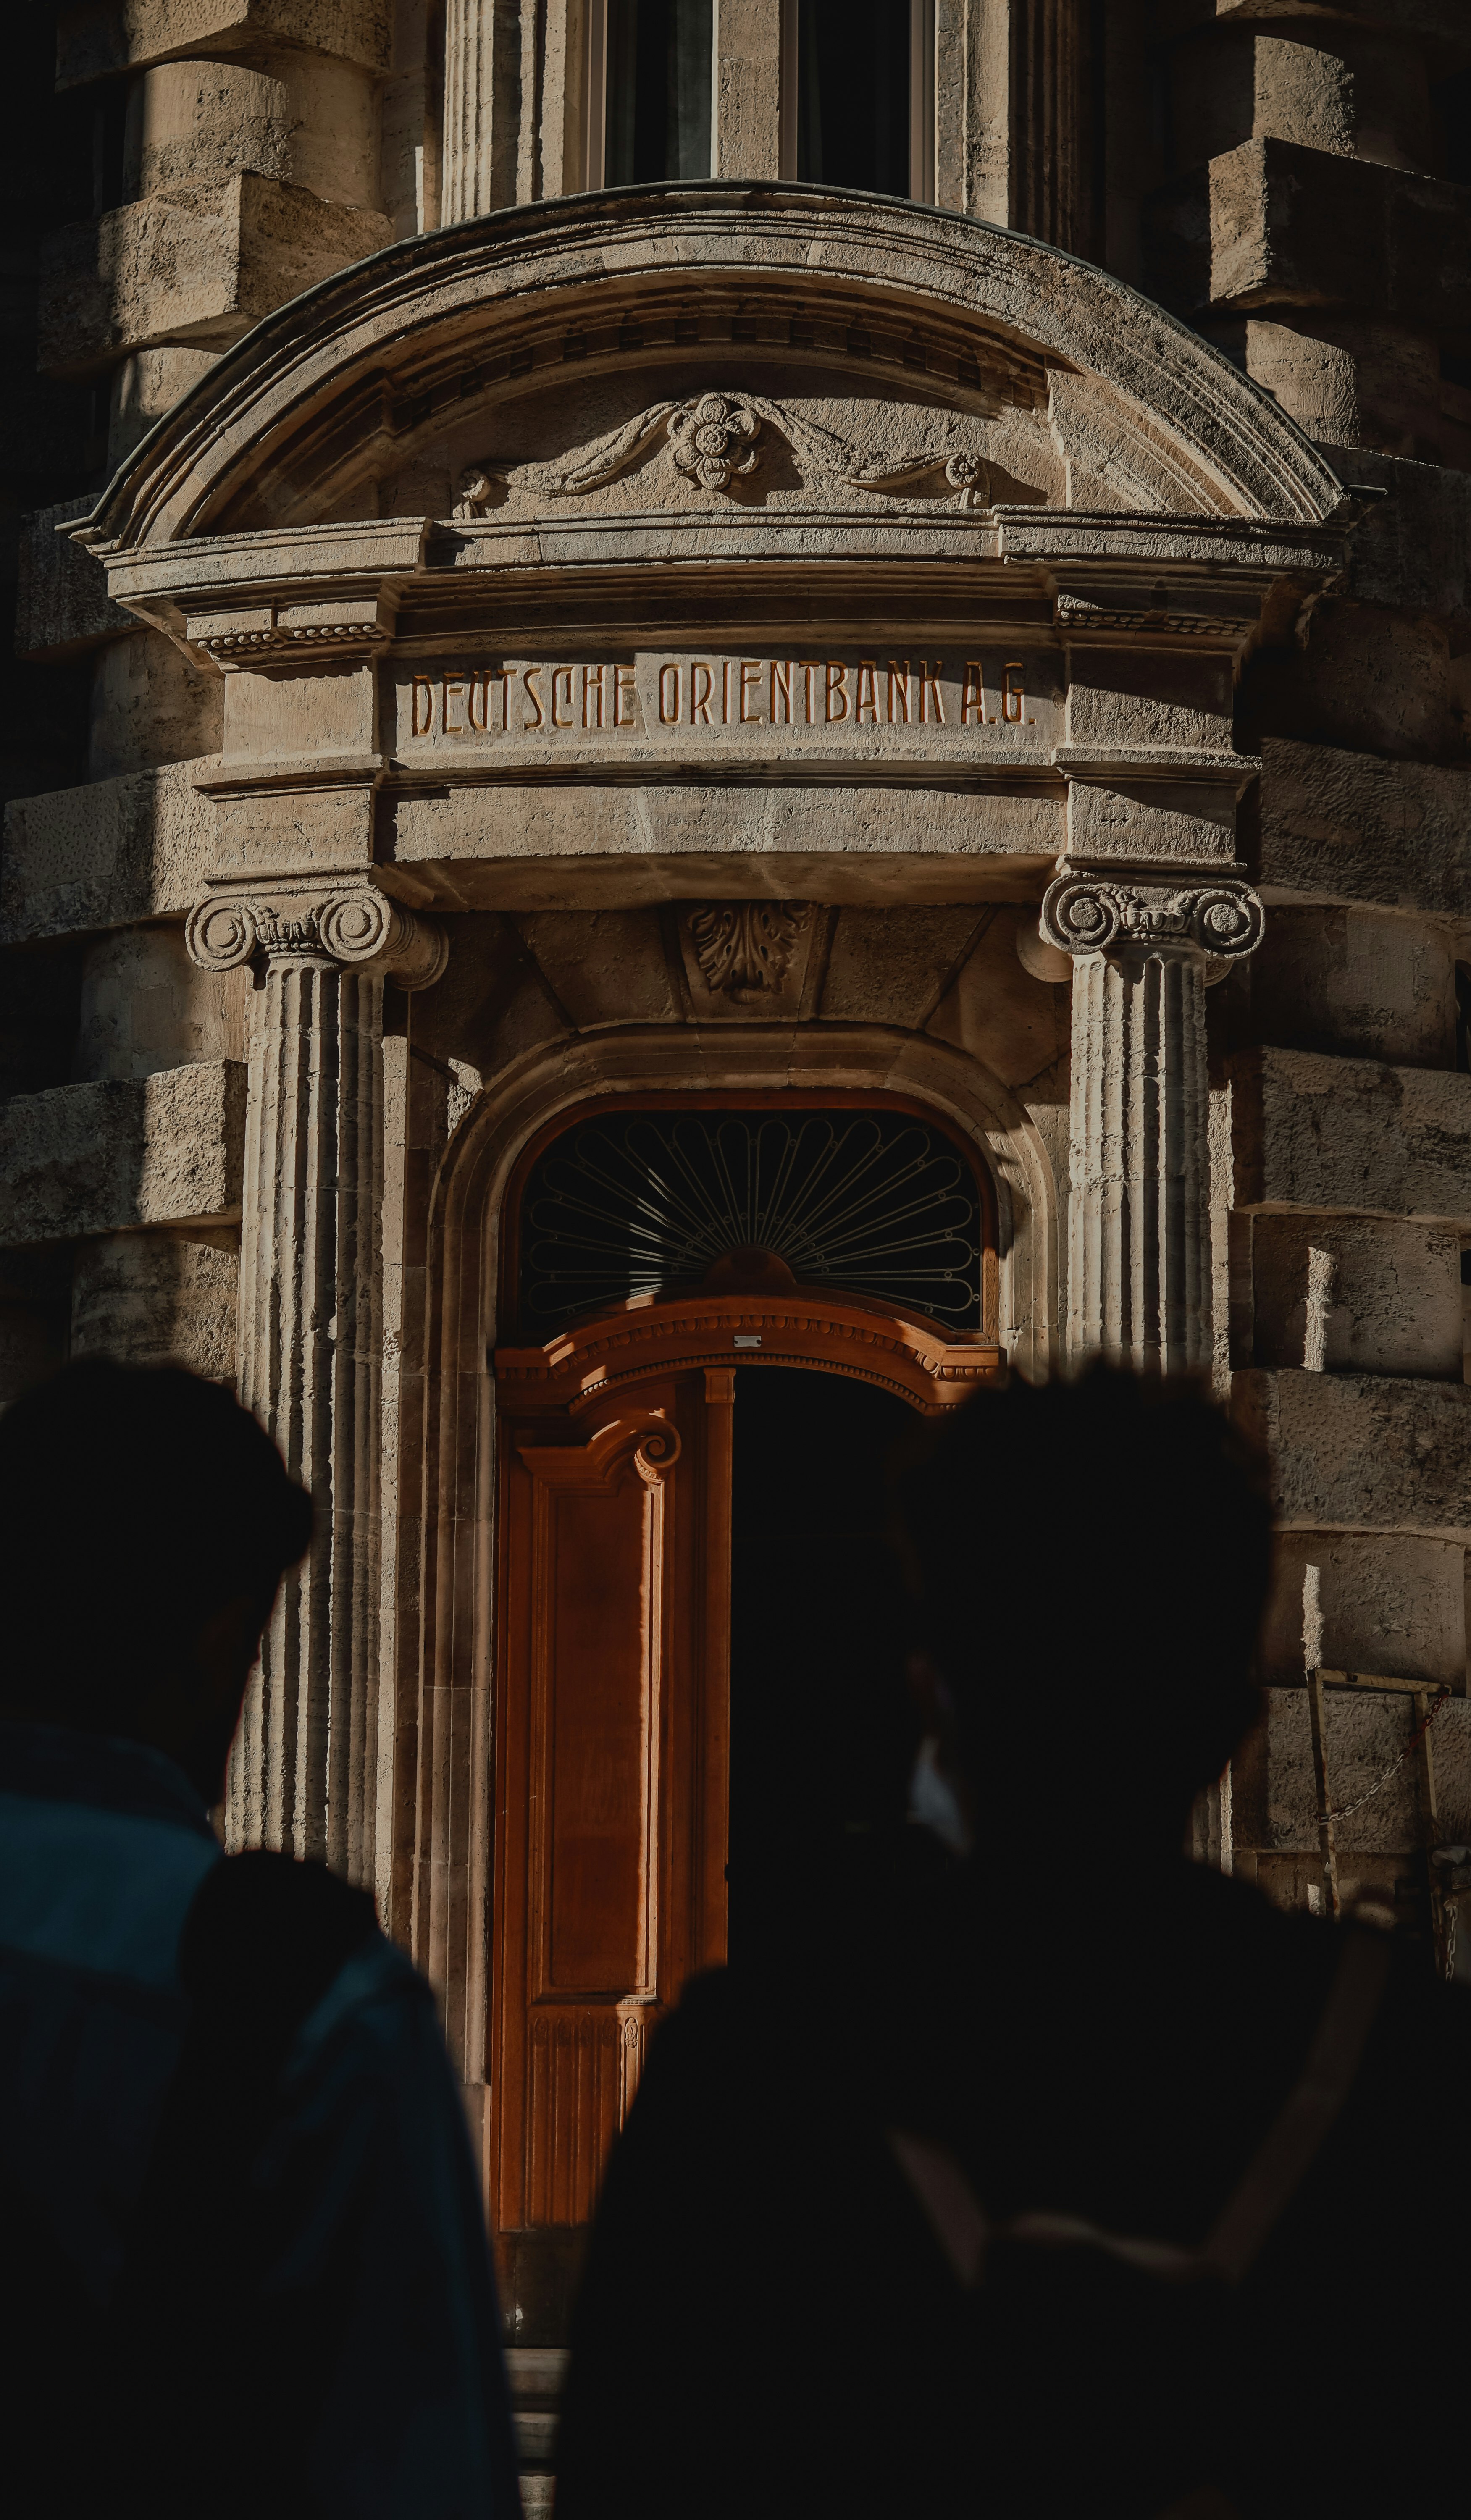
519;1108;983;1331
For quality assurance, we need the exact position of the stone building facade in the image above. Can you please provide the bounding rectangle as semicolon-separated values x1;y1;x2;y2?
5;0;1471;2391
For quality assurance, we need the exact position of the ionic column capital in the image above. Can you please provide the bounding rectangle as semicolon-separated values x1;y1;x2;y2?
1040;872;1264;967
185;888;449;991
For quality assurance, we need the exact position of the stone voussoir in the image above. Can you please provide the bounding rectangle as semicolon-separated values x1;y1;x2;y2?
0;1059;247;1247
2;760;221;947
1232;1045;1471;1224
36;173;391;375
1234;1366;1471;1541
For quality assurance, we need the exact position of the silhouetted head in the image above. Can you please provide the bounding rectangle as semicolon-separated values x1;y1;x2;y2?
0;1360;312;1801
897;1367;1272;1859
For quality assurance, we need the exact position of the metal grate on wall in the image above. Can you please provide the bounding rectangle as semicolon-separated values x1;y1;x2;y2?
518;1107;984;1331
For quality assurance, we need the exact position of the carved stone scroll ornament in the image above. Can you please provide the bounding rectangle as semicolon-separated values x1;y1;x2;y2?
686;900;813;999
187;890;449;990
1040;875;1263;964
453;389;990;514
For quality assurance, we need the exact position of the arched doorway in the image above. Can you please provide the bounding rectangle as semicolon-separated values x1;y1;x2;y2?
486;1097;1000;2336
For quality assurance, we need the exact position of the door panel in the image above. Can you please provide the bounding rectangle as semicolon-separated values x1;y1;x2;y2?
491;1373;730;2333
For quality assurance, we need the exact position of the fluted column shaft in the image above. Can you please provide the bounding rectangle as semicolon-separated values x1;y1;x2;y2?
236;953;383;1869
187;888;447;1877
1043;873;1264;1377
1067;944;1211;1373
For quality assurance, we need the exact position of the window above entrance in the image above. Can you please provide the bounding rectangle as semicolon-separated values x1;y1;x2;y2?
517;1105;986;1334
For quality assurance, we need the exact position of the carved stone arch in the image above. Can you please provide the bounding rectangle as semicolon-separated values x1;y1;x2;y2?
80;182;1344;563
398;1020;1059;2116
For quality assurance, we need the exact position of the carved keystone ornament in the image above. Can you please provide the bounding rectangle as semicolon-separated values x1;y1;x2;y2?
1040;875;1263;963
685;901;813;998
186;890;449;988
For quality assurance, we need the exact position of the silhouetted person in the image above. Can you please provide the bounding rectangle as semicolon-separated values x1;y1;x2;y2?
555;1369;1471;2518
0;1360;519;2519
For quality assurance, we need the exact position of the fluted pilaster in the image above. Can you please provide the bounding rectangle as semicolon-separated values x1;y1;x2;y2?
1042;874;1263;1376
187;889;447;1875
442;0;515;222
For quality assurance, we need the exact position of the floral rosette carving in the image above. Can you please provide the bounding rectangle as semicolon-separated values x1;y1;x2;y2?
668;394;761;493
1040;876;1263;961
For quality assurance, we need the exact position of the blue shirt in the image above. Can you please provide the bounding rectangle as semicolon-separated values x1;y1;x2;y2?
0;1722;520;2515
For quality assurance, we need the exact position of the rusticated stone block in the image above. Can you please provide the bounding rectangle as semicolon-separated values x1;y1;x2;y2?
56;0;391;86
1234;1687;1471;1858
1234;1367;1471;1540
1319;444;1471;627
0;1060;246;1246
1257;739;1471;919
1147;139;1471;331
37;173;391;375
1258;1530;1466;1690
15;499;130;659
1155;2;1471;48
71;1229;238;1380
1232;1046;1471;1224
1;761;217;945
1249;906;1454;1069
1248;1214;1463;1380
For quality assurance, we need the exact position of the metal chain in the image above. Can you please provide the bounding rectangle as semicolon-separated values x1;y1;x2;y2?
1315;1686;1451;1826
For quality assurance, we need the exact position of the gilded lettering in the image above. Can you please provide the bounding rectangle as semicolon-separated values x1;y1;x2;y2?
961;662;984;725
522;664;544;731
411;675;433;737
739;660;762;724
800;661;823;725
468;669;489;734
659;662;681;725
551;666;575;729
614;664;637;728
583;663;608;730
441;671;466;735
770;659;794;724
856;660;879;724
919;659;944;725
1002;662;1032;725
692;663;714;725
722;661;733;725
887;660;912;724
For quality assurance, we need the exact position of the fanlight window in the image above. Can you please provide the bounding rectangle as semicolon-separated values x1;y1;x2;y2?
518;1107;984;1331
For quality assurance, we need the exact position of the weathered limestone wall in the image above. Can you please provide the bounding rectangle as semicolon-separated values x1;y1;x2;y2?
2;3;1468;1967
3;0;442;1399
1135;5;1471;1920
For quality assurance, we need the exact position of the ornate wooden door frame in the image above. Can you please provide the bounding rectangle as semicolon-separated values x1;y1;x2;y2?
401;1029;1056;2286
487;1292;1000;2335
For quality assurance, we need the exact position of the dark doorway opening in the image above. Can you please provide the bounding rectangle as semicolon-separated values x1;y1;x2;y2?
728;1365;920;1962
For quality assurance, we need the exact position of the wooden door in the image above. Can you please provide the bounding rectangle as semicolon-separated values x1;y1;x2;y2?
490;1367;732;2337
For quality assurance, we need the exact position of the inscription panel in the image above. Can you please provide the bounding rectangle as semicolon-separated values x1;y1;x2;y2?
388;647;1063;762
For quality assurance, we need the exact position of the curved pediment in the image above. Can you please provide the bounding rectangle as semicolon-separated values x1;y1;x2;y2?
82;182;1343;557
